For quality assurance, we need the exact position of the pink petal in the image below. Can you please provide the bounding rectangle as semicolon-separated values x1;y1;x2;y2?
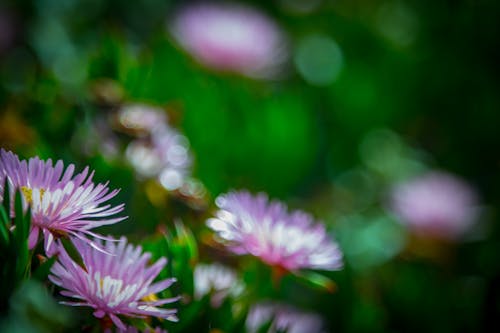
28;226;40;249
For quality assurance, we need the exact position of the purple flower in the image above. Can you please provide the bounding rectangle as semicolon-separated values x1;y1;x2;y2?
49;237;178;330
207;191;343;271
114;327;167;333
390;171;479;240
0;149;126;256
246;302;325;333
169;2;288;79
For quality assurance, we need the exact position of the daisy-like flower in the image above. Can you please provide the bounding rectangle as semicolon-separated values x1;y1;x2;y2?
0;149;126;256
390;171;479;240
49;237;179;330
169;2;288;79
246;302;325;333
110;326;166;333
207;191;343;271
194;263;244;307
115;327;167;333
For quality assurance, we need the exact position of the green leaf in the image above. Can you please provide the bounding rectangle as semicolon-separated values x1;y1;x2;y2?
60;237;87;271
13;190;30;280
0;206;10;247
174;221;198;263
32;256;56;281
0;179;11;248
231;305;249;333
127;318;152;332
296;271;337;293
2;177;10;218
257;318;274;333
7;280;74;331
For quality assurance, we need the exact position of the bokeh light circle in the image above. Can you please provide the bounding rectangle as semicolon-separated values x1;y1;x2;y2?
294;34;343;86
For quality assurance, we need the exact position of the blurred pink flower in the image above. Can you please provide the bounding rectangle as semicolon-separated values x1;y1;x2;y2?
390;171;479;240
194;263;244;307
207;191;343;271
169;2;288;78
0;149;126;256
246;302;325;333
111;326;167;333
50;237;178;331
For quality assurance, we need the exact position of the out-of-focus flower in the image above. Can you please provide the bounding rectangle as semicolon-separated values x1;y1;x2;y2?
390;171;479;240
176;178;209;210
117;104;167;136
169;2;288;79
113;326;167;333
246;302;325;333
194;263;244;307
49;237;179;330
126;125;192;191
0;149;126;256
207;191;343;271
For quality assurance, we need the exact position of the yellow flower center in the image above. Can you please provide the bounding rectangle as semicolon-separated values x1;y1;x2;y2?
142;293;159;302
21;186;45;204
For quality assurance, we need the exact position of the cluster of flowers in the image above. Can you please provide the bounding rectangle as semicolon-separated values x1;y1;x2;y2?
0;148;344;332
0;149;178;331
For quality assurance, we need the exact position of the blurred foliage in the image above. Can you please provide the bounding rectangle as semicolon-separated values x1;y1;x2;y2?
0;183;32;312
0;280;74;333
1;0;499;332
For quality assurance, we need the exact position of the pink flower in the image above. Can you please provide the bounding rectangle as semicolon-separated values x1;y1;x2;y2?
0;149;126;256
109;326;167;333
169;2;288;79
390;171;479;240
194;263;244;307
246;302;325;333
114;326;168;333
114;327;167;333
49;237;178;330
207;191;343;271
